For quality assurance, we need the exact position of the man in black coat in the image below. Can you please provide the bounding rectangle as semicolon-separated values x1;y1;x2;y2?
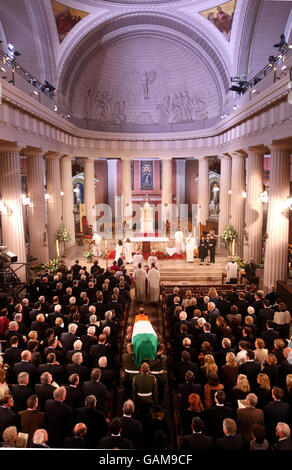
60;324;79;351
180;417;213;451
172;351;199;385
4;335;22;367
273;422;292;450
216;293;231;317
80;327;98;353
35;372;55;411
196;322;217;350
120;399;142;448
278;348;292;388
64;374;83;409
239;349;261;391
205;390;234;440
264;387;291;444
38;352;65;385
82;368;109;415
45;386;73;447
256;300;274;335
64;422;88;449
260;320;280;352
90;333;112;367
13;350;39;388
235;292;249;318
11;372;33;412
74;394;108;448
0;394;20;441
99;417;133;449
66;352;89;383
215;418;244;450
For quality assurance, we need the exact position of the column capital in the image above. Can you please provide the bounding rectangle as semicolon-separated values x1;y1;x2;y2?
230;150;247;158
269;140;292;152
44;151;60;160
21;146;45;158
60;154;73;161
0;141;22;153
247;145;269;154
219;153;231;160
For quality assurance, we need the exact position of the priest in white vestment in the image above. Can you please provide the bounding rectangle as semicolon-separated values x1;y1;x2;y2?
174;229;185;254
148;264;160;303
225;257;238;283
115;240;123;263
185;234;196;262
124;238;133;264
133;249;144;270
92;232;102;257
134;263;147;302
147;251;159;269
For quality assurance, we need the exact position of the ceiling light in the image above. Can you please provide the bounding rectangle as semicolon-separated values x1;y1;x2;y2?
60;191;64;196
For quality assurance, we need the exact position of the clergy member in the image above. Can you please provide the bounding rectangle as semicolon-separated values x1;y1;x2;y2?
147;251;159;269
92;231;102;257
185;234;196;263
133;249;144;271
147;263;160;303
115;240;123;263
134;263;147;302
124;238;133;264
174;228;185;254
225;257;238;284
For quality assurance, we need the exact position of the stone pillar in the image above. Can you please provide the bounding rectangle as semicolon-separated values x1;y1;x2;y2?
25;148;49;263
176;159;186;208
243;147;265;263
161;159;173;224
45;152;62;259
108;159;118;218
0;143;27;281
263;144;291;292
230;151;246;258
60;155;75;248
122;158;132;221
198;158;209;226
83;158;96;227
218;154;231;244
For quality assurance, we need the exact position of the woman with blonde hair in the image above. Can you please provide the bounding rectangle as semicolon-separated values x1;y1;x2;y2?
262;354;279;387
0;368;9;400
197;341;212;366
255;373;272;408
284;373;292;405
272;338;286;364
186;298;197;319
273;302;291;338
254;338;268;370
221;352;239;395
200;354;218;384
181;393;205;435
204;372;224;409
229;374;250;410
207;287;219;304
182;290;192;310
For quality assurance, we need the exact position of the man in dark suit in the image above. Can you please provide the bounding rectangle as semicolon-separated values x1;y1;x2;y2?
35;372;55;411
66;352;89;383
71;260;81;279
215;418;244;450
45;386;73;447
205;390;234;440
273;422;292;450
4;335;22;367
244;259;257;283
60;324;79;351
99;417;133;449
178;370;201;410
239;349;261;391
64;422;88;449
264;387;291;444
180;417;213;451
260;320;280;352
44;336;66;365
0;394;19;440
11;372;33;412
120;399;142;448
244;285;255;306
13;350;39;388
235;292;249;318
30;313;48;340
236;393;264;445
106;294;123;318
64;374;83;409
257;300;274;335
82;368;109;415
74;394;108;448
90;333;112;367
278;348;292;388
216;292;231;317
172;351;199;385
18;395;45;446
254;291;264;315
80;326;98;353
196;322;217;350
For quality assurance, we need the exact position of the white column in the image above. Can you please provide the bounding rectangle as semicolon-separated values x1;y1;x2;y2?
0;144;27;281
230;151;246;258
45;152;62;259
218;154;231;244
161;159;173;224
121;158;132;221
60;155;75;248
25;148;49;263
83;158;96;227
198;158;209;226
176;159;186;207
243;147;265;263
263;144;291;292
107;159;118;216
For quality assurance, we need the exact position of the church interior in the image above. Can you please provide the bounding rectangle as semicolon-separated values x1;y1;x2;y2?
0;0;292;454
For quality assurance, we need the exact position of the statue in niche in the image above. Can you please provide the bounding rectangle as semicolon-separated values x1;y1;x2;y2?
135;69;157;100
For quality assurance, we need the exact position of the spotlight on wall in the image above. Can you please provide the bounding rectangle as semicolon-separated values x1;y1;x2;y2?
268;55;277;67
45;193;50;200
228;189;232;195
60;191;64;196
242;191;247;198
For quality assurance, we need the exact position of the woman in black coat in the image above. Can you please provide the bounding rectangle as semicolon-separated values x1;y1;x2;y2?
198;237;208;264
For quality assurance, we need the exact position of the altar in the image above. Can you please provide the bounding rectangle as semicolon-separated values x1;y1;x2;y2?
129;235;170;254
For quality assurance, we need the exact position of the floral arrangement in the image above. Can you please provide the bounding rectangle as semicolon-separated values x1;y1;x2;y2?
83;247;94;261
56;225;72;243
233;256;244;268
221;225;237;242
45;257;63;274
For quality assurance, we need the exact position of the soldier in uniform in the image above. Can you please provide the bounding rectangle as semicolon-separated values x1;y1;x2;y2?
132;362;158;408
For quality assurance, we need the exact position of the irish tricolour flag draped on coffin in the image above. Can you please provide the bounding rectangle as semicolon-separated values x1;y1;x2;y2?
132;314;159;367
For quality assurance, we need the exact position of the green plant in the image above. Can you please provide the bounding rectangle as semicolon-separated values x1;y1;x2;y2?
56;225;72;243
221;225;237;242
45;257;63;274
83;247;94;260
233;255;244;268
